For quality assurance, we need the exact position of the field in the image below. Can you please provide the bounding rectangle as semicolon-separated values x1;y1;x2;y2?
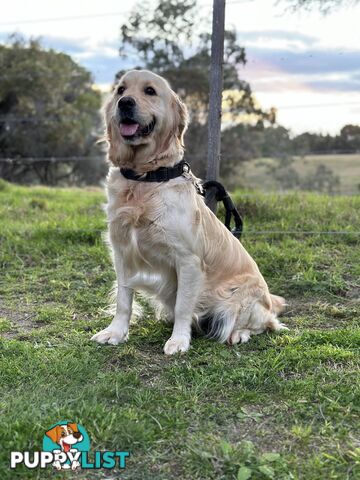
241;153;360;195
0;179;359;479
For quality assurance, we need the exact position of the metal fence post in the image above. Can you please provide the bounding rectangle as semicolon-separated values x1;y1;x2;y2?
205;0;226;213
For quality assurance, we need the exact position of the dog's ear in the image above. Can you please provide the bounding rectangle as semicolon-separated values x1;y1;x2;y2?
68;423;79;433
45;425;61;444
172;92;189;147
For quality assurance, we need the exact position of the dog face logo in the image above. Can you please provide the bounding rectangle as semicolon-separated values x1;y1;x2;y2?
43;422;88;470
45;423;83;453
11;421;129;471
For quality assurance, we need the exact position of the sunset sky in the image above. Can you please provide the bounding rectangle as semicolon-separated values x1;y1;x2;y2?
1;0;360;135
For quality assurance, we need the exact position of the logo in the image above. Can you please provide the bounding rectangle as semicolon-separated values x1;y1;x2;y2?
10;421;130;471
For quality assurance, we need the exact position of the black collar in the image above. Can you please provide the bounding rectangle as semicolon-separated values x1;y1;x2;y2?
120;160;190;182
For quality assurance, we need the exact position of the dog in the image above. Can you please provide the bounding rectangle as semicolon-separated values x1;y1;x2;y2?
91;69;287;355
45;423;83;470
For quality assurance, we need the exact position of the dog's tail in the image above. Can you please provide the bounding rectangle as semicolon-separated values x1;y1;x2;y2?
270;294;287;315
198;293;288;343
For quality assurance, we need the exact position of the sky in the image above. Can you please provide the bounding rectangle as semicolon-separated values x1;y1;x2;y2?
1;0;360;135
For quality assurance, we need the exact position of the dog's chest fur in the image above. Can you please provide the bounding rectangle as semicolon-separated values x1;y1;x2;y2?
106;170;183;275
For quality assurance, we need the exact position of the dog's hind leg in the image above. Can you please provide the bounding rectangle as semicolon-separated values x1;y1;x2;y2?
156;281;178;323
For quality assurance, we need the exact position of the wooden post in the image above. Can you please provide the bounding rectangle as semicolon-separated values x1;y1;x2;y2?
205;0;226;212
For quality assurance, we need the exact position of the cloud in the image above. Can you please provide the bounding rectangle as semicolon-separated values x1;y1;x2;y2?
42;36;89;54
246;45;360;75
77;54;134;84
2;28;360;93
241;38;360;94
39;35;136;85
240;29;318;48
306;76;360;92
41;35;120;58
0;32;127;84
0;31;89;54
236;29;360;94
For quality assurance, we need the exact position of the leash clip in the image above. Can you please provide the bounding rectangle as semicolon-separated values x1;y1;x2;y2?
182;161;190;173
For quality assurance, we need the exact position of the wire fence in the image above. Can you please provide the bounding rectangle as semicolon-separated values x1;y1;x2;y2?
1;151;360;163
0;156;105;164
1;162;358;238
0;5;359;243
1;161;358;238
1;101;360;119
0;116;101;124
1;154;359;193
2;227;359;237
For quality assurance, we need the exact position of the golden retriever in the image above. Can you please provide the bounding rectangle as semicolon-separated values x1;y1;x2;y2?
91;70;287;354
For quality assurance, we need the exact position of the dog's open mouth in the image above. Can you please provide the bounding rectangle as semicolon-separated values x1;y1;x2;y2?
119;117;156;139
62;442;71;453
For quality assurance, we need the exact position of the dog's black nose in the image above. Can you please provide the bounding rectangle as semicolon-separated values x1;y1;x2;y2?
73;432;82;439
118;96;136;110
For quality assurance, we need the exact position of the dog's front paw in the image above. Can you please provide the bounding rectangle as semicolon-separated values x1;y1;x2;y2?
228;329;251;345
91;328;128;345
163;336;190;355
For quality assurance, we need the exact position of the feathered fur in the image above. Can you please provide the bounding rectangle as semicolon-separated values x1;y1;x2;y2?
91;70;287;354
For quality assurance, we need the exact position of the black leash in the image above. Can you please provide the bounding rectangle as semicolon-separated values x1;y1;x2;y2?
120;160;243;239
202;180;243;239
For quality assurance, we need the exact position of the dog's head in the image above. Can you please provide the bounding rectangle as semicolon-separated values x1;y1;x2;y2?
45;423;83;453
104;70;189;171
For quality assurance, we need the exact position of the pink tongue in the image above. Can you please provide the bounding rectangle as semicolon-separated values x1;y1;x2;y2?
63;443;70;453
120;123;139;136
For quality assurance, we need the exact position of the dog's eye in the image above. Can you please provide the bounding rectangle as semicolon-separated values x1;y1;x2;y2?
144;86;156;96
117;86;125;95
61;431;66;437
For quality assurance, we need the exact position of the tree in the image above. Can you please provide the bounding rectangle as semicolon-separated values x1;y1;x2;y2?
291;132;334;155
301;164;340;193
258;125;292;158
220;124;262;183
118;0;274;178
339;124;360;152
0;35;104;185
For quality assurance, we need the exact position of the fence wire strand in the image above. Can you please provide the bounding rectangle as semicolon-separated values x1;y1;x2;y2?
2;228;359;237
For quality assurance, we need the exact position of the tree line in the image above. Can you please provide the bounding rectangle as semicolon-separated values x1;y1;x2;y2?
0;0;358;187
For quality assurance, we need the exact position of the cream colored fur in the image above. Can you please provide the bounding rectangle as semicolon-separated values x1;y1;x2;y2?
91;70;287;355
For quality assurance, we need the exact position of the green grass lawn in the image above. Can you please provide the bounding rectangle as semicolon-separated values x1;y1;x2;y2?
0;179;359;479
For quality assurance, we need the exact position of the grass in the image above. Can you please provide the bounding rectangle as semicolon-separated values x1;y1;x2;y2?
0;179;359;479
241;153;360;194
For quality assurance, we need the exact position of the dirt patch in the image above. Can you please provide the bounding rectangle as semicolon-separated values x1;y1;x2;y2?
105;346;167;388
345;284;360;300
0;301;39;339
